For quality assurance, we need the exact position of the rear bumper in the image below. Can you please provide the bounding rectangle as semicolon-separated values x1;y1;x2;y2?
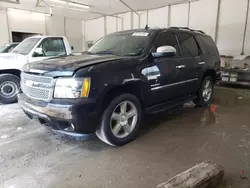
18;94;100;135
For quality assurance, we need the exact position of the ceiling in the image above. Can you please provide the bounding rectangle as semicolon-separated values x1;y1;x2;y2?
0;0;196;20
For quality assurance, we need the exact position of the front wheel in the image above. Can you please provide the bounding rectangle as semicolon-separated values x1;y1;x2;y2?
96;94;141;146
194;76;213;107
0;74;20;104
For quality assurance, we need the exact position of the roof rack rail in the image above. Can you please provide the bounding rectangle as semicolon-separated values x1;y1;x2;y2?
169;27;205;34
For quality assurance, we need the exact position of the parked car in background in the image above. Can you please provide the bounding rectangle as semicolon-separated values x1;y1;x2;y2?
0;36;72;104
0;43;19;53
18;27;220;146
219;55;250;86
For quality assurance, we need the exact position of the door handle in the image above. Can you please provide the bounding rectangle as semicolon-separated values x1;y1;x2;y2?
199;62;206;65
176;65;185;69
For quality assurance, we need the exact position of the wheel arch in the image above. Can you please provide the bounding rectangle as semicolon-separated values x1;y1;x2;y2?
98;81;146;114
0;69;21;78
202;69;216;84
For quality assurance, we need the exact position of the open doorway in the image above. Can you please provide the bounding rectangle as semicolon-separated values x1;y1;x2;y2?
12;32;42;43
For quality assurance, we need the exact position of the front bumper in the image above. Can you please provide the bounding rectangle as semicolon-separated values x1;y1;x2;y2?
18;94;100;135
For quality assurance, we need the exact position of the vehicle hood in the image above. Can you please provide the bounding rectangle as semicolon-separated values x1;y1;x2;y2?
0;53;28;70
22;54;126;76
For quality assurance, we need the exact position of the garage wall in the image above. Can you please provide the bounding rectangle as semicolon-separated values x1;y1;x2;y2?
217;0;248;56
139;11;147;29
133;12;139;29
107;16;117;34
45;16;65;36
65;18;82;52
189;0;218;39
0;8;83;52
169;3;189;27
8;9;46;36
148;6;169;28
85;17;105;43
0;9;9;45
119;12;132;30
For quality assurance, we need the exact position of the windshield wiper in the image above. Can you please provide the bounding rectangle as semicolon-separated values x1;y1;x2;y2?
91;50;120;56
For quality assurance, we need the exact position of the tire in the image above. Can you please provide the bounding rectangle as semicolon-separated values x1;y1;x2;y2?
0;74;20;104
96;94;141;146
193;76;213;107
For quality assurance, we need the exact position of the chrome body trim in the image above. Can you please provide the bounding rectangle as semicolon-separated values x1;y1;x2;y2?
151;78;198;91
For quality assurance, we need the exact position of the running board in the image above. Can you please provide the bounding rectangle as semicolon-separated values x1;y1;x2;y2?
145;95;197;114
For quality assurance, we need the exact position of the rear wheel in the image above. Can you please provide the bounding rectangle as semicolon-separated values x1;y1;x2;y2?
96;94;141;146
194;76;213;107
0;74;20;104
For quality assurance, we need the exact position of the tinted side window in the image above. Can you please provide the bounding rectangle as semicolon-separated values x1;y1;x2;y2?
154;32;180;57
176;33;199;57
198;35;219;56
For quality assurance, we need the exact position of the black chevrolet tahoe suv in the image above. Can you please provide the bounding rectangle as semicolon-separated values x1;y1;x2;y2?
18;27;220;146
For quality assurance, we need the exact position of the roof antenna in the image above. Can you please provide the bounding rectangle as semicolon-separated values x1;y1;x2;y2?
145;25;149;29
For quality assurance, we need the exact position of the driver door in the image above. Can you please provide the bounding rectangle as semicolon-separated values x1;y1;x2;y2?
29;37;67;63
147;31;184;105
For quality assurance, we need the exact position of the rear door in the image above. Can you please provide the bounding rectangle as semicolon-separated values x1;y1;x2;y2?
197;35;220;77
145;31;185;105
175;32;201;96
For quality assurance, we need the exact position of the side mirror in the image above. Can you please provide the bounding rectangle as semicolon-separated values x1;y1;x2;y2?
71;46;74;50
34;48;43;56
152;45;176;58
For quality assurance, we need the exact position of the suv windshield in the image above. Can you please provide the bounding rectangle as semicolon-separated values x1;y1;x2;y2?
88;32;150;56
12;38;41;55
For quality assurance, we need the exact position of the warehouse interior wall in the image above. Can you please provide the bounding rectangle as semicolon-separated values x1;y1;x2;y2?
83;0;250;56
0;8;82;52
1;0;250;56
0;9;9;45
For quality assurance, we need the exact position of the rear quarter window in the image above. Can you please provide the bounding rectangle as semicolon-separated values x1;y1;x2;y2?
198;35;219;56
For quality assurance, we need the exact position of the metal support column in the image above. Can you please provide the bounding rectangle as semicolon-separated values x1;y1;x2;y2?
187;1;190;27
214;0;221;44
104;16;107;35
131;12;133;29
241;0;250;55
168;5;171;27
6;9;11;42
138;14;141;29
116;15;118;31
64;17;66;36
146;9;149;25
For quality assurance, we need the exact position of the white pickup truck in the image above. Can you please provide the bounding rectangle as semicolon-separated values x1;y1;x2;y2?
0;36;72;104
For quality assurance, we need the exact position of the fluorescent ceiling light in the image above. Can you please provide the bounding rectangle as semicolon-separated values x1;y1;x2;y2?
8;8;51;17
50;0;90;9
51;0;67;4
68;2;89;9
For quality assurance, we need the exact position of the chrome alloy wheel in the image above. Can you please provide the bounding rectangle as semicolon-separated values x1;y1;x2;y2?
110;101;138;139
202;79;212;102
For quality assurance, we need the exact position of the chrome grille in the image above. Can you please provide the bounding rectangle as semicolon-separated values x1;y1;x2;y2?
21;72;54;101
21;73;53;86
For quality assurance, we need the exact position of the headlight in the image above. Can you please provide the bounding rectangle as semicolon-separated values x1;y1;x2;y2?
54;77;91;99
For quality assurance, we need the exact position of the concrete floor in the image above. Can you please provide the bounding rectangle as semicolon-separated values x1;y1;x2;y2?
1;86;250;188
